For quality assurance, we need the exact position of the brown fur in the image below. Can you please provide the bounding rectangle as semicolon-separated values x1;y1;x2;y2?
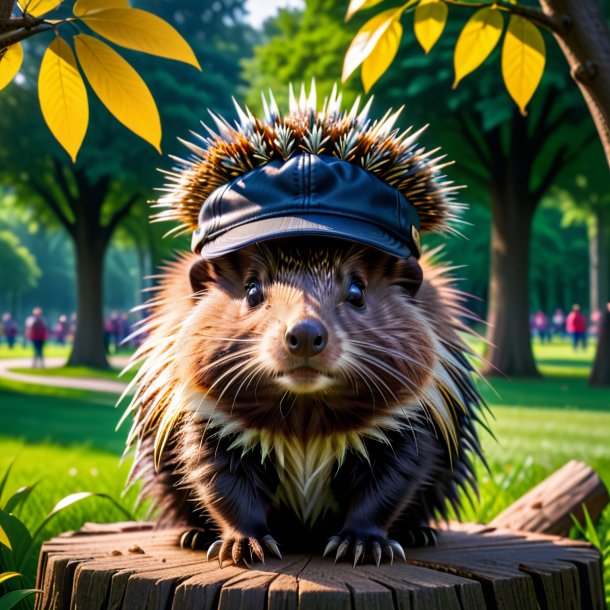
123;239;486;563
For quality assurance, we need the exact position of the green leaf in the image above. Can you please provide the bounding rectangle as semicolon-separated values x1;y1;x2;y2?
21;491;134;570
0;589;40;610
3;484;38;515
0;510;31;568
0;459;15;506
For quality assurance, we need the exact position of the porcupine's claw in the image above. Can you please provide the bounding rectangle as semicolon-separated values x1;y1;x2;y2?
323;536;341;558
207;534;280;568
206;539;223;562
400;525;438;548
353;539;365;567
179;528;211;551
263;535;282;560
387;539;406;563
371;540;382;567
325;532;406;566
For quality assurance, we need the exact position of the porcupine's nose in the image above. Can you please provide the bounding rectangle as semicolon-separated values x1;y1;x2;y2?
285;318;328;358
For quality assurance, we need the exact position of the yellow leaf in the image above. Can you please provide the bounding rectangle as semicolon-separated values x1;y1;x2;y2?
362;19;402;92
0;43;24;90
453;7;503;87
0;524;11;550
502;15;545;115
414;0;448;54
343;7;404;82
0;572;21;585
38;37;89;162
345;0;384;21
73;0;129;17
19;0;61;17
74;34;161;152
80;8;200;69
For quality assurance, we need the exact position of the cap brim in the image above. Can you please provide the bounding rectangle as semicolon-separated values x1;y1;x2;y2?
198;215;413;260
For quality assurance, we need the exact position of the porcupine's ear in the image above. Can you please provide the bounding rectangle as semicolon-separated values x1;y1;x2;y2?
189;258;216;293
388;256;423;298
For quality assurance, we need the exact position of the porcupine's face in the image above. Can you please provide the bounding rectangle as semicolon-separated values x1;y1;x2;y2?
183;238;436;433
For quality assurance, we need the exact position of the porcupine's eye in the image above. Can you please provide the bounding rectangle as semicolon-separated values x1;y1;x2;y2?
346;278;366;309
245;279;264;308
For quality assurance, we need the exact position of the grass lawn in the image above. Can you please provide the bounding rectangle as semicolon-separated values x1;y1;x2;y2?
9;365;137;383
0;343;70;360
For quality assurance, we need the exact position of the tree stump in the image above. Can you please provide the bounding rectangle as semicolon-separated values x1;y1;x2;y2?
35;522;605;609
35;461;608;610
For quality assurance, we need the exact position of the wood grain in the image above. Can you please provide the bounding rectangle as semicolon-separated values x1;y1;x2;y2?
34;521;605;610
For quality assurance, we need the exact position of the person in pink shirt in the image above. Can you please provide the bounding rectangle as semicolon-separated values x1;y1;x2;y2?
565;304;587;350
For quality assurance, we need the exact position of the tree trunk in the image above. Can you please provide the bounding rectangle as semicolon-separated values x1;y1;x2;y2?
589;208;610;313
68;233;109;369
539;0;610;167
483;185;539;377
590;306;610;386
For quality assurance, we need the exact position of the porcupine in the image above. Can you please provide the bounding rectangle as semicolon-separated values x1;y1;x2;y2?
121;84;488;567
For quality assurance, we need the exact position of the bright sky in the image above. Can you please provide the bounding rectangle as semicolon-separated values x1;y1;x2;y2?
244;0;304;28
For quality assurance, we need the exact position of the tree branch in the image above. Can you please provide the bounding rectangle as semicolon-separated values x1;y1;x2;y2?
104;193;141;238
30;180;76;237
51;158;76;202
0;1;17;22
0;21;52;49
442;0;560;33
532;145;568;202
456;113;492;171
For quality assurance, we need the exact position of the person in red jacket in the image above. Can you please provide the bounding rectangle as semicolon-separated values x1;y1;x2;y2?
565;304;587;350
26;307;49;368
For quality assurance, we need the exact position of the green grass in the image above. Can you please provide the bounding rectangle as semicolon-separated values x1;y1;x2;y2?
0;343;70;360
9;365;137;383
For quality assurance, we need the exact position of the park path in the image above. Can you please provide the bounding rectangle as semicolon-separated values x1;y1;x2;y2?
0;357;130;394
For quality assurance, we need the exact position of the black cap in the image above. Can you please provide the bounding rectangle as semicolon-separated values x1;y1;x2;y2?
192;153;421;260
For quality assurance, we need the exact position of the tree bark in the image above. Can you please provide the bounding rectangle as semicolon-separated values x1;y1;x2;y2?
484;185;539;377
590;305;610;386
68;233;109;369
480;111;541;378
538;0;610;167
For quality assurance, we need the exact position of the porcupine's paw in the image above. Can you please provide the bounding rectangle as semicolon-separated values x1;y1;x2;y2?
401;525;438;548
205;533;282;568
323;531;406;567
179;527;214;550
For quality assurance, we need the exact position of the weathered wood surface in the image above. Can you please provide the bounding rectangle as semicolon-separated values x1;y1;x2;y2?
35;521;605;610
490;460;610;536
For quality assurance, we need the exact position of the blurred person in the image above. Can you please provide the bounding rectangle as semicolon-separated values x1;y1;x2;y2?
26;307;49;368
54;314;69;344
551;307;565;338
117;312;130;349
110;311;121;352
566;304;587;350
533;310;550;343
2;313;18;349
103;315;114;354
590;309;602;337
